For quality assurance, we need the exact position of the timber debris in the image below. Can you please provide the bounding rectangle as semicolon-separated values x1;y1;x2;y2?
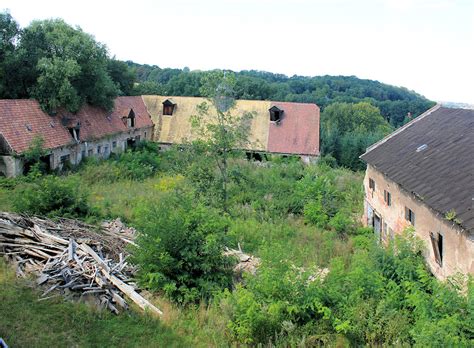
0;212;162;316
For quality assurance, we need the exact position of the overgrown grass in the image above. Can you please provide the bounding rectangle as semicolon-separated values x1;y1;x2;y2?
0;261;229;347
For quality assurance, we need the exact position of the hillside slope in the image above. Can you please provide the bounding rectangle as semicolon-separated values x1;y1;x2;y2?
127;62;435;127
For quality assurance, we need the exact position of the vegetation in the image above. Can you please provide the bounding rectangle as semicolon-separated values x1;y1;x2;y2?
0;12;129;113
0;143;473;346
321;102;392;170
128;62;435;127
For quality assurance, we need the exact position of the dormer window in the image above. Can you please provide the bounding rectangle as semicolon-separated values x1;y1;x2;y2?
127;109;135;128
269;106;283;123
163;99;176;116
68;122;81;142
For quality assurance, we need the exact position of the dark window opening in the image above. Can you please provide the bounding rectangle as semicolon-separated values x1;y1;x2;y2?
68;128;80;142
384;190;391;206
112;141;117;149
369;178;375;191
269;106;283;123
88;149;93;156
81;150;86;159
60;154;70;164
430;232;443;266
97;145;102;154
163;99;176;116
127;109;136;128
405;207;415;226
246;151;263;162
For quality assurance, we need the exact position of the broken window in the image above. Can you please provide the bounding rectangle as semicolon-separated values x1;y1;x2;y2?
430;232;443;266
269;106;283;123
405;207;415;226
162;99;176;116
384;190;391;206
127;109;136;128
112;141;117;149
68;127;80;142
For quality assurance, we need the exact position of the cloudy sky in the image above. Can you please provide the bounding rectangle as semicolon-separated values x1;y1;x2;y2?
2;0;473;103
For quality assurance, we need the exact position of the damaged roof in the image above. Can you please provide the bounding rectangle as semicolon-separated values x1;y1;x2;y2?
0;96;153;154
361;106;474;234
142;96;320;156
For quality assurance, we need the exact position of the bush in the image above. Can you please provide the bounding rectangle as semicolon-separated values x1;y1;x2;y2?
12;175;93;218
132;193;235;304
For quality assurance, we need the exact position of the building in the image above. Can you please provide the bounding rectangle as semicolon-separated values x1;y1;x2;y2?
142;96;320;162
360;105;474;279
0;96;154;177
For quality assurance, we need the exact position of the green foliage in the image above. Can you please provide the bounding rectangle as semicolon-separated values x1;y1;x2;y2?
12;175;93;218
224;232;474;346
190;71;254;212
0;14;118;112
132;193;235;304
79;141;160;183
128;62;435;128
321;102;392;170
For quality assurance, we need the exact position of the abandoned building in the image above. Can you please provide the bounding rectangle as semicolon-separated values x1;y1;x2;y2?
0;96;154;177
141;96;320;162
361;105;474;280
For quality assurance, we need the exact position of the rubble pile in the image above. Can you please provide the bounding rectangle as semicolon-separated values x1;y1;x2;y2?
0;212;161;316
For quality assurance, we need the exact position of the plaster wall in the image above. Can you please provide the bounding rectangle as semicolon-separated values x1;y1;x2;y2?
363;164;474;280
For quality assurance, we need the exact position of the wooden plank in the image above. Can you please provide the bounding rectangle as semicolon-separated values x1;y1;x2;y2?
79;243;163;316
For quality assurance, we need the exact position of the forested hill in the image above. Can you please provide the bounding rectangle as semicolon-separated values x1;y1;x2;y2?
128;62;435;127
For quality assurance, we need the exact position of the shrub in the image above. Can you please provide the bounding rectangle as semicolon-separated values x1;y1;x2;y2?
12;175;93;218
132;193;235;304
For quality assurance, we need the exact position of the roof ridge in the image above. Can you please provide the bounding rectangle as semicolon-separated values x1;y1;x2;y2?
361;103;441;157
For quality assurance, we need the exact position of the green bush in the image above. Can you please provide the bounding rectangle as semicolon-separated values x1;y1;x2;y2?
132;193;235;304
12;175;93;218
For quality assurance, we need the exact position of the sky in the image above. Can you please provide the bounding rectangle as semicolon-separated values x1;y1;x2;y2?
2;0;474;104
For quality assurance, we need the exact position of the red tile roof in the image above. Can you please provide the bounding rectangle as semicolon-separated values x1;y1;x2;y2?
0;99;73;154
267;102;320;156
0;97;153;154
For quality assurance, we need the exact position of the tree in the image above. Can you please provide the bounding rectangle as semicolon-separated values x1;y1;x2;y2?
321;102;392;170
0;11;21;98
132;193;234;304
107;58;135;95
17;19;118;113
190;71;253;213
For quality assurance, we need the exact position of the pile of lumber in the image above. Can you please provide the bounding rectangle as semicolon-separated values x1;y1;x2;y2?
0;212;162;316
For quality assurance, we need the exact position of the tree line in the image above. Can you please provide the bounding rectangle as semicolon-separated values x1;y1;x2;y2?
0;11;435;169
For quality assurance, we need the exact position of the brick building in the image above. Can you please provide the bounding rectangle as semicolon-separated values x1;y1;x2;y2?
361;105;474;279
0;96;154;177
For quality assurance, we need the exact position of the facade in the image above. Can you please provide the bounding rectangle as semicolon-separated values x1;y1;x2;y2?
0;96;154;177
142;96;320;160
361;105;474;279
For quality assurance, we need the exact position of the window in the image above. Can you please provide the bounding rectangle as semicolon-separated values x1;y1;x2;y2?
269;106;283;123
405;207;415;225
369;178;375;191
69;127;80;142
104;146;109;155
97;145;102;154
81;150;86;159
430;232;443;266
384;190;391;206
126;109;135;128
60;154;70;164
162;99;176;116
88;149;93;156
112;141;117;149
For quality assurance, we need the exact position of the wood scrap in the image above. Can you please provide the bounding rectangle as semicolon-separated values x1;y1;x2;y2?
0;212;161;316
